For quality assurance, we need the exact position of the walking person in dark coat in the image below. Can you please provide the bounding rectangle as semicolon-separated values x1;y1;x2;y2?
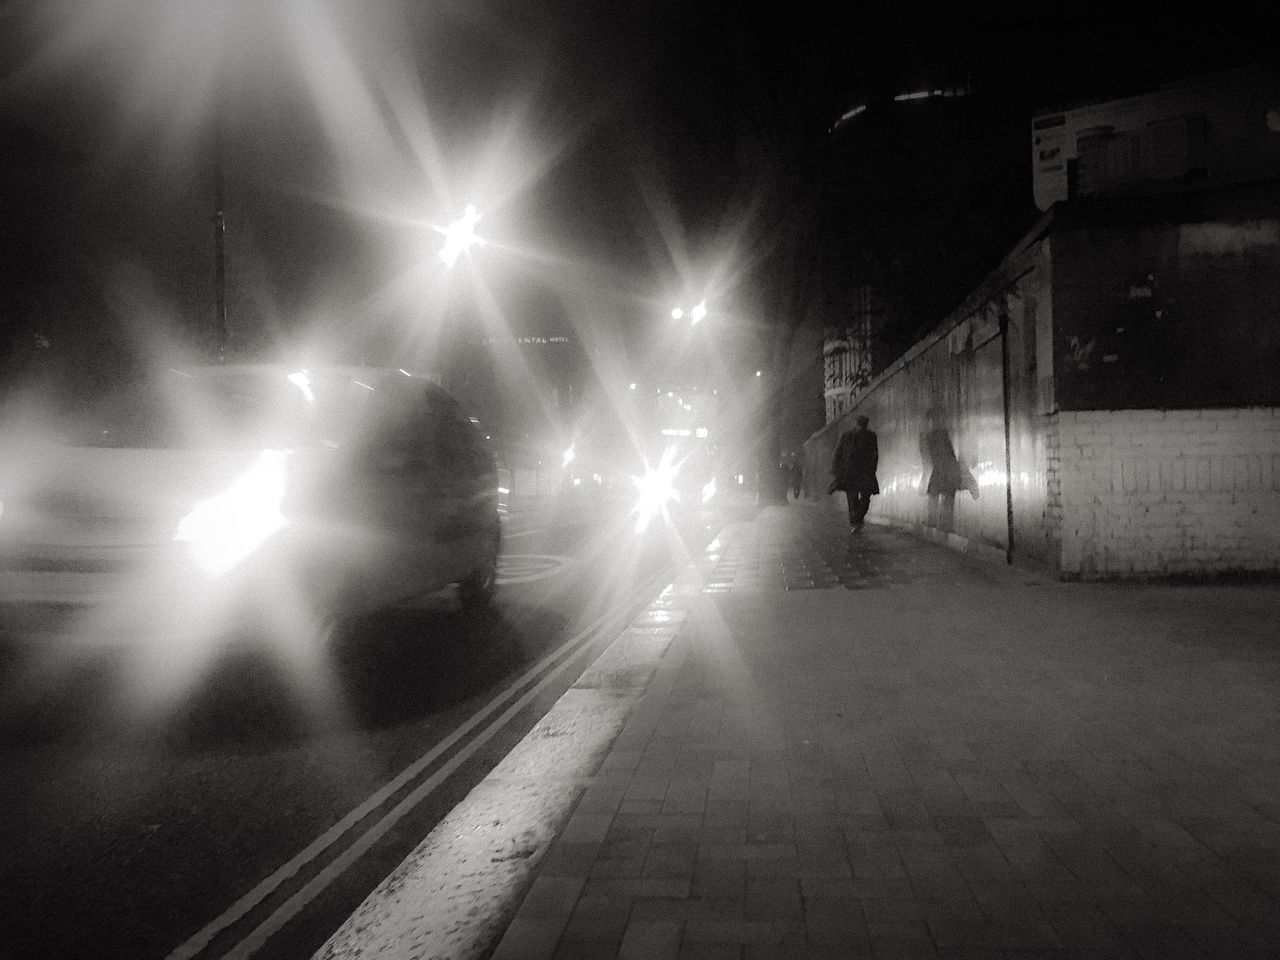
829;414;879;532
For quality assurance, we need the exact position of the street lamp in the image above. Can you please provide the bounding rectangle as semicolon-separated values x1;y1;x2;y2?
436;204;484;268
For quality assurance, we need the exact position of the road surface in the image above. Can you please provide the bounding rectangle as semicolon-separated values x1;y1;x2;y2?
0;493;752;960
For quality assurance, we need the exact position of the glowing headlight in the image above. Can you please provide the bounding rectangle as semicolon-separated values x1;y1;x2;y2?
631;446;680;534
174;450;289;577
287;369;315;404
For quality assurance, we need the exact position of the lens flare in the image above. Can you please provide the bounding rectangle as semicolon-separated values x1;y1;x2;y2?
287;369;315;404
631;446;680;534
702;476;717;504
436;204;484;269
174;449;290;577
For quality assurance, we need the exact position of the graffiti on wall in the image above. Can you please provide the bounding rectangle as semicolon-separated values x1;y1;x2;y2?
1054;211;1280;410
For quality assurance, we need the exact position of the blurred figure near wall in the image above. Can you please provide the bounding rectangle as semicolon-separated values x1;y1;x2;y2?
920;407;977;531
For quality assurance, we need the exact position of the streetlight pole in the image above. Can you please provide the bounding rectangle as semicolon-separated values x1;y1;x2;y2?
212;107;228;360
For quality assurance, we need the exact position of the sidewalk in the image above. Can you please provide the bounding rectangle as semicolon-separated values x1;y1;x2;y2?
484;505;1280;960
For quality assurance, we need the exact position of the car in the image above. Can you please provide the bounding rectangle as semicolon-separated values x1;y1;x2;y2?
0;363;501;642
669;441;719;510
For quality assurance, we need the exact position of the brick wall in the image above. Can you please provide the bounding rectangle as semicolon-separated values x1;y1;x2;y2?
1042;414;1063;560
1056;408;1280;576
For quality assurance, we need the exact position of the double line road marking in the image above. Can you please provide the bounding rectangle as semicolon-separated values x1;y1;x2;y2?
166;567;673;960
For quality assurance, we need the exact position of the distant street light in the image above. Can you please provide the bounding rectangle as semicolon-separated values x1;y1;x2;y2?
670;300;708;324
436;204;484;268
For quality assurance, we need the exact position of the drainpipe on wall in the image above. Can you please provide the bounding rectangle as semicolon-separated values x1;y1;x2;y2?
998;309;1015;565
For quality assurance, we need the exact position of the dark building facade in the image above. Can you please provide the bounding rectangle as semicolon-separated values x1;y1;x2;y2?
805;68;1280;578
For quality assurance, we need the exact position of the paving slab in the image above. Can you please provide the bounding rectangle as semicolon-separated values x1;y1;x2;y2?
321;504;1280;959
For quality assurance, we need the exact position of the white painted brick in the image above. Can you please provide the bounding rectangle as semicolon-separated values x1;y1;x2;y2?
1232;456;1250;490
1210;458;1226;490
1216;425;1258;443
1108;460;1123;493
1193;458;1211;490
1056;408;1280;575
1247;457;1262;490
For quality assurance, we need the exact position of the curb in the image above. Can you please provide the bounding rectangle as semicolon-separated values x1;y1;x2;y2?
311;533;726;960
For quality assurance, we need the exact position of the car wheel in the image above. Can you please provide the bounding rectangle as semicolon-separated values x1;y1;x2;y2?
459;541;498;609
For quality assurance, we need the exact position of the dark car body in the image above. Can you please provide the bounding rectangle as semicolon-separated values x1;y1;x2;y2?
0;364;501;639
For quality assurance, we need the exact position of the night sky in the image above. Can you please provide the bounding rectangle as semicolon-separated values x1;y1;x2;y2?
1;1;1275;379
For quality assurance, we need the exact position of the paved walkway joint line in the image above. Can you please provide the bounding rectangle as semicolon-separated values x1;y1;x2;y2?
334;505;1280;960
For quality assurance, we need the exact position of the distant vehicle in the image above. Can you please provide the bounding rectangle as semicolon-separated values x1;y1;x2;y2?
0;364;501;641
560;451;627;500
668;439;719;510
